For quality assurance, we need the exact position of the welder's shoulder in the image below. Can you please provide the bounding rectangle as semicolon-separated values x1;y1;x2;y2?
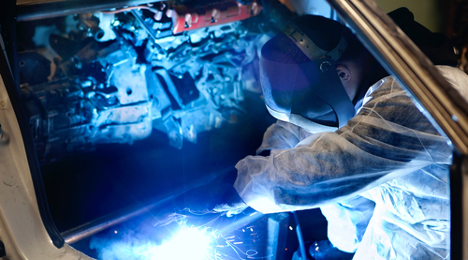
436;65;468;103
362;76;408;105
370;66;468;100
357;76;436;130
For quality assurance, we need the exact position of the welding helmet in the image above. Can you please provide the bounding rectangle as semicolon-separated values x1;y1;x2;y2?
260;15;356;129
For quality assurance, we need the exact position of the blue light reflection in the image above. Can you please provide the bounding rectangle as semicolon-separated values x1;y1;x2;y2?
143;226;212;260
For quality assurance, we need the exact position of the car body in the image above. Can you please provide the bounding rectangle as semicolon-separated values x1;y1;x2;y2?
0;0;466;259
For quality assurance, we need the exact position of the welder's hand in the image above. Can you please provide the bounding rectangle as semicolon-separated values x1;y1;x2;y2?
174;182;247;216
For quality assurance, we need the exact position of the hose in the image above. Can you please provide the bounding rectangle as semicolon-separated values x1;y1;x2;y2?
292;211;308;260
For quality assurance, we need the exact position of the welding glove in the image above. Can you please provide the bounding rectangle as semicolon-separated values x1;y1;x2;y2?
174;173;248;216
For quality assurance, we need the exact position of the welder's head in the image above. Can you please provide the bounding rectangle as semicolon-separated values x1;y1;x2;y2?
260;15;368;129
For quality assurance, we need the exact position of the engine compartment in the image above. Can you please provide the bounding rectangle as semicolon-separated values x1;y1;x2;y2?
18;0;288;162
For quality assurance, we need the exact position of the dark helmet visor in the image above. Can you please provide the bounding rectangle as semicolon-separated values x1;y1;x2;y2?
260;54;355;128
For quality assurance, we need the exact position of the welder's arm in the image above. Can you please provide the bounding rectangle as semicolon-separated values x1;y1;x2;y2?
172;122;308;215
233;77;452;213
256;120;311;155
256;118;337;156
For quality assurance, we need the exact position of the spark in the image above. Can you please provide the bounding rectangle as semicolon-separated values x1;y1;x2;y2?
96;212;270;260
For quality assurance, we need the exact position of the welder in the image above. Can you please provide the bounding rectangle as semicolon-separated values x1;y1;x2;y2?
176;8;468;259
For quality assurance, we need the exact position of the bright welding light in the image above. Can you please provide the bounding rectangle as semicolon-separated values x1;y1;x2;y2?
144;226;212;260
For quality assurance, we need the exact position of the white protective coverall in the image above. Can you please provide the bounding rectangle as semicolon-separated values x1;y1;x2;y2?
233;66;468;259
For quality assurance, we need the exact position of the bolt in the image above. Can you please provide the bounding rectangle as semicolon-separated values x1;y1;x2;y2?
319;61;332;72
0;101;5;107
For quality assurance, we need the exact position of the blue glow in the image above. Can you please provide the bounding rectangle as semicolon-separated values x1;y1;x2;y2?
144;226;212;260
